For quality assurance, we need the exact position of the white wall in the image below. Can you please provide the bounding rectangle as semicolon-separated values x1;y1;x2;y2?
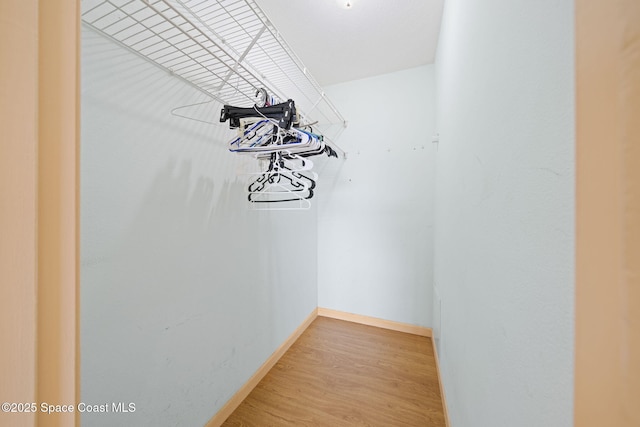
434;1;575;426
81;28;317;427
317;65;436;327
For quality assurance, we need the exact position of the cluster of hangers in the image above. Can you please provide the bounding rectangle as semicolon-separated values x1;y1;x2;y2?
220;89;337;207
245;152;318;205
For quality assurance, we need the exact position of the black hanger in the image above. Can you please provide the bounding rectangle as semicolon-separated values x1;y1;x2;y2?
220;100;297;130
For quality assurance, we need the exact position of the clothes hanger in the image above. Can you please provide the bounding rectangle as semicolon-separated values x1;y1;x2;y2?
247;157;314;203
247;188;312;210
247;153;315;193
231;124;323;156
220;96;338;208
220;99;297;129
248;183;314;203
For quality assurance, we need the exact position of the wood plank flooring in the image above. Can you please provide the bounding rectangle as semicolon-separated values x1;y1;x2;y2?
222;316;445;426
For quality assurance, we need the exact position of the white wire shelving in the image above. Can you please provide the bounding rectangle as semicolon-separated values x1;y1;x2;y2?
81;0;347;156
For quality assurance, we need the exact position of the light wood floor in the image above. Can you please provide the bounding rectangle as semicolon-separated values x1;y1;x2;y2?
222;316;446;426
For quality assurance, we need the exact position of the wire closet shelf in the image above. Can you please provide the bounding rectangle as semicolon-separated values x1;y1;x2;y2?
81;0;347;156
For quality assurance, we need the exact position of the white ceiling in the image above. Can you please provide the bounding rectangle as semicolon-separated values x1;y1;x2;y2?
254;0;444;87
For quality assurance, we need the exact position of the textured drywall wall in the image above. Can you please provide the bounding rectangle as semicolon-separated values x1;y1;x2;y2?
81;27;317;427
317;65;436;327
434;1;575;426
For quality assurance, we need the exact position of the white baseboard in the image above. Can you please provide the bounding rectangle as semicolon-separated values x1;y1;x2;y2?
205;307;449;426
317;307;432;337
204;308;318;427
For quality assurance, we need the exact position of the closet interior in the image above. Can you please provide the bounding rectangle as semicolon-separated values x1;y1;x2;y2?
77;0;578;426
82;0;346;208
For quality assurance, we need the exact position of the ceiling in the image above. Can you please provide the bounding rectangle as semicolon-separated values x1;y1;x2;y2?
254;0;444;87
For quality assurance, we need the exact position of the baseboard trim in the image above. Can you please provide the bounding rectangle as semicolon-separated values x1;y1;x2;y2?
205;307;318;427
317;307;432;337
431;336;451;427
205;307;439;425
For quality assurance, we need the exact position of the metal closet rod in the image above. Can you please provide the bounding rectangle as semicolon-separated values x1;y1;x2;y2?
147;0;267;99
241;0;346;125
174;0;294;108
82;0;255;105
81;0;347;156
175;0;346;127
